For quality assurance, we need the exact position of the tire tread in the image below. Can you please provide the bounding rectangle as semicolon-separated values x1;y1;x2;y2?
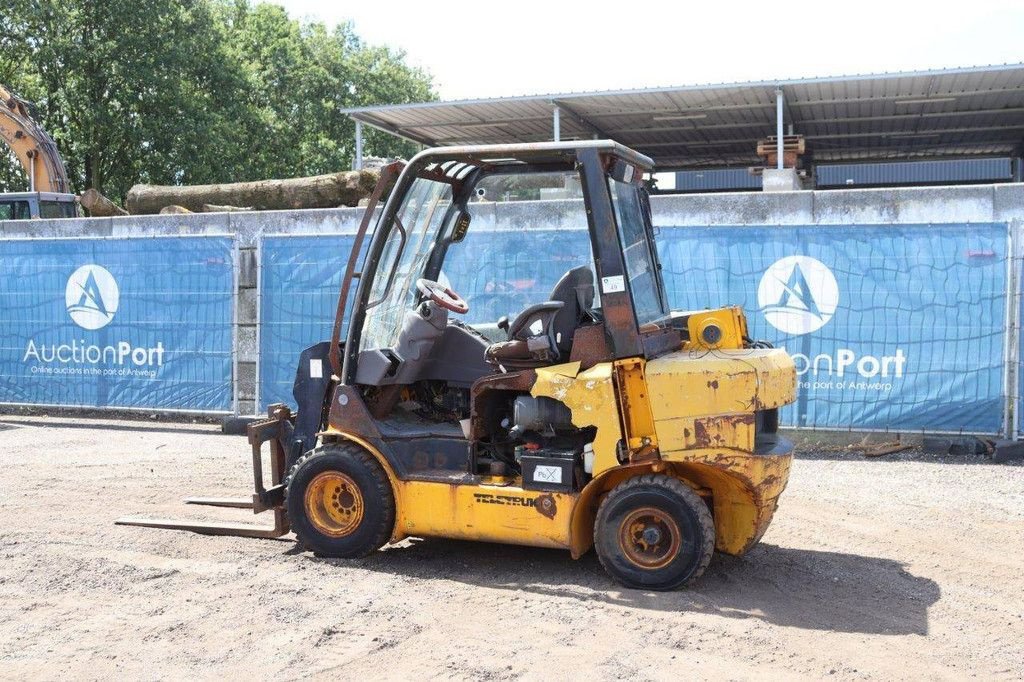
594;473;715;589
285;442;394;557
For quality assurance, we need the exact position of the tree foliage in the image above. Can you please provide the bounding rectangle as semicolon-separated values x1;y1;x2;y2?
0;0;433;199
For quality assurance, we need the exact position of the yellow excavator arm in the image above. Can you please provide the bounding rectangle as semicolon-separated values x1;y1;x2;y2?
0;84;70;194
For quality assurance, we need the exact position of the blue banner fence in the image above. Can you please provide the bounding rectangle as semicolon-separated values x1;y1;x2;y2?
0;236;237;412
0;226;1014;433
259;224;1016;436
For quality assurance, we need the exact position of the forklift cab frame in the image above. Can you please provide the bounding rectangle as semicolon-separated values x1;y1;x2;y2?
334;141;674;384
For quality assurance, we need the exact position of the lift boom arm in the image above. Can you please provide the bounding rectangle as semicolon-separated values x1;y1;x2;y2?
0;84;70;194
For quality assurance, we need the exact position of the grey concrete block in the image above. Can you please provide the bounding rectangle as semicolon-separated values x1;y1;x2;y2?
494;198;584;231
992;439;1024;463
812;185;994;225
237;361;256;399
762;168;801;192
921;435;986;455
993;183;1024;222
229;207;367;247
237;325;257;363
239;248;258;288
238;287;258;324
653;191;814;226
221;415;257;435
1;215;114;238
109;212;230;236
812;188;901;224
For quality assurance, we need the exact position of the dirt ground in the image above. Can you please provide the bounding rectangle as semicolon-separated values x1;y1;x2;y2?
1;416;1022;681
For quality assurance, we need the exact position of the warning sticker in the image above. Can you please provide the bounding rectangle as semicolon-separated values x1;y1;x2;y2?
533;465;563;484
601;275;625;294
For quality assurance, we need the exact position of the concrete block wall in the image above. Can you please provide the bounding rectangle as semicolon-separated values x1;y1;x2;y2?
2;182;1022;416
653;183;1024;227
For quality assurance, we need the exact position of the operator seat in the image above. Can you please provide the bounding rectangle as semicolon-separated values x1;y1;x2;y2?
484;266;596;369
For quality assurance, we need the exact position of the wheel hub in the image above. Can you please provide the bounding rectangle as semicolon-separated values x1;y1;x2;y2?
304;471;364;538
642;526;662;546
618;507;682;570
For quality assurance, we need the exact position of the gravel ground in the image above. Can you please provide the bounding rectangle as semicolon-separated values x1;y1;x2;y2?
1;415;1022;681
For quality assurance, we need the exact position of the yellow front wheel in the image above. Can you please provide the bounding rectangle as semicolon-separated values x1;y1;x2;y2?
286;444;395;558
304;471;365;537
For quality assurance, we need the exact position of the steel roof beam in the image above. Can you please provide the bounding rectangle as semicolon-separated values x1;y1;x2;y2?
349;114;437;147
625;123;1024;150
610;107;1024;136
551;99;611;139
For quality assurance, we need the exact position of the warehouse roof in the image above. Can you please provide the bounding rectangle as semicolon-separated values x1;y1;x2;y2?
342;63;1024;170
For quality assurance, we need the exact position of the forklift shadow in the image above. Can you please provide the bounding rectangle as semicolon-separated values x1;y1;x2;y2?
330;538;940;636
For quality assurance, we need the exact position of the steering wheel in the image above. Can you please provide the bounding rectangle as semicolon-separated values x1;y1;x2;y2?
416;278;469;315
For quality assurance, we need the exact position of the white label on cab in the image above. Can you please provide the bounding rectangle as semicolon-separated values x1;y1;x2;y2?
309;358;323;379
601;275;626;294
533;465;563;483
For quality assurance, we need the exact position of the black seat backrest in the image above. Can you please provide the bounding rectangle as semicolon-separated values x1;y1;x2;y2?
548;266;595;353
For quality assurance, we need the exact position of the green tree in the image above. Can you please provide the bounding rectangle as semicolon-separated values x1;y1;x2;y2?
220;2;432;176
0;0;434;201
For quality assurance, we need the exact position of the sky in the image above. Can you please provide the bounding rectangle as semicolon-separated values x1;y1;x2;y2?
276;0;1024;101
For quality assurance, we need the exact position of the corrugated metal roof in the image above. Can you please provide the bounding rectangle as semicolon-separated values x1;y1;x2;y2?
343;64;1024;170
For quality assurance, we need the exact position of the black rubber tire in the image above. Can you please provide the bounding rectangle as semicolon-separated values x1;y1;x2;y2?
594;474;715;590
285;443;395;558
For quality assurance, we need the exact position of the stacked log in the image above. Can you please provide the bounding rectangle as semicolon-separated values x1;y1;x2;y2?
125;169;379;215
80;189;128;217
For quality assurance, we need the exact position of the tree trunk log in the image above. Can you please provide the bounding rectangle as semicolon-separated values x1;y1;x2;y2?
159;205;192;214
201;203;254;213
125;170;379;215
80;188;128;217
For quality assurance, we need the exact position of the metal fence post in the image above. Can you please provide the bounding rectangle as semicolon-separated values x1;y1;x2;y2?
232;239;240;416
1007;221;1022;438
254;236;263;416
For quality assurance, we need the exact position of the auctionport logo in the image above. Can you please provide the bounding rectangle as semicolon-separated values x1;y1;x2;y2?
22;263;164;376
757;256;839;335
65;265;119;330
758;255;906;389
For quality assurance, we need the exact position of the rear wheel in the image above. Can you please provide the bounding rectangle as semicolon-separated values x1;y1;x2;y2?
285;443;395;558
594;474;714;590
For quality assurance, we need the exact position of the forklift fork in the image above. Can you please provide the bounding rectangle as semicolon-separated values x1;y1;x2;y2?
116;405;295;539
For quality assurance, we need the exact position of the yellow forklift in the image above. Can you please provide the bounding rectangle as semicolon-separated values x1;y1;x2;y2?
120;141;797;590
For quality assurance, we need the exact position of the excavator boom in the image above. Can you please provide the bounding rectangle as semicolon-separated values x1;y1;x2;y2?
0;84;70;195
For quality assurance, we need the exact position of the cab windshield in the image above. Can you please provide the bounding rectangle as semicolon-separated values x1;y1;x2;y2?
608;178;667;324
360;177;453;350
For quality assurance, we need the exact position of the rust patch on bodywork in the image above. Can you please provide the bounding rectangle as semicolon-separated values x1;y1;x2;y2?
568;323;613;369
326;384;382;439
663;450;792;555
535;494;557;519
693;413;755;449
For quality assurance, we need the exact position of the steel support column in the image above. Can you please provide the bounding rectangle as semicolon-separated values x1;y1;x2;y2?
775;88;784;169
354;120;364;170
553;106;561;142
